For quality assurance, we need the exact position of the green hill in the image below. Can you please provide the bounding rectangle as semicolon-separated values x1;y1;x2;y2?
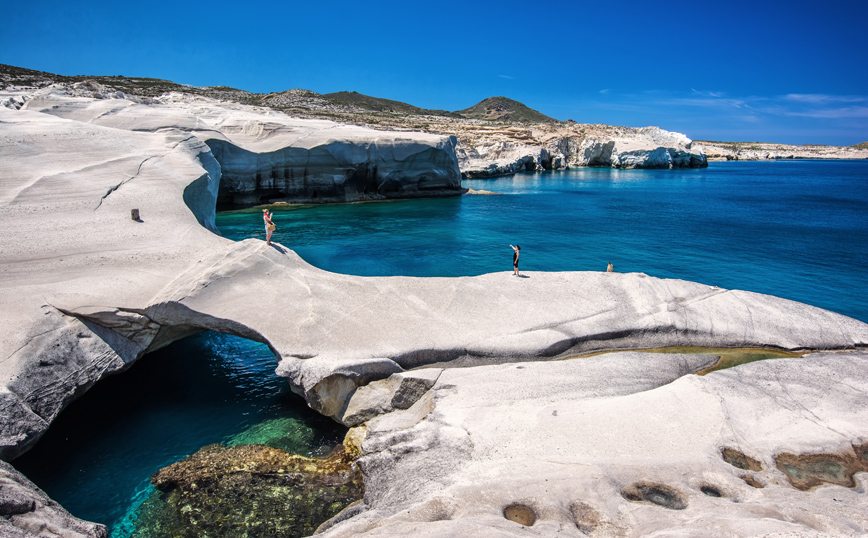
323;91;460;117
455;96;556;123
851;142;868;150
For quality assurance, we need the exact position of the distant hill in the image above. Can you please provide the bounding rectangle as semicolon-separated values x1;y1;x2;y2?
0;63;257;103
2;64;558;124
852;142;868;150
455;96;556;123
323;91;460;118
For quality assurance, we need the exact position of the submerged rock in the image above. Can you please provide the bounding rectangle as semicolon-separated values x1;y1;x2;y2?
140;443;362;538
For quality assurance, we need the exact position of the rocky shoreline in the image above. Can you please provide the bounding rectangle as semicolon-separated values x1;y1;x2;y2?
2;70;868;537
700;140;868;161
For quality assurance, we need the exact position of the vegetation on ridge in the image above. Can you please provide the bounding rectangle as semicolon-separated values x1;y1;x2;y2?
456;96;556;123
323;91;462;118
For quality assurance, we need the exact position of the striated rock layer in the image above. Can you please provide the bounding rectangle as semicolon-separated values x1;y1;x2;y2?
11;87;463;207
1;88;868;537
458;125;708;178
0;460;107;538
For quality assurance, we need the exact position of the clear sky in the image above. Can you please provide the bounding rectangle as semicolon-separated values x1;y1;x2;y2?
2;0;866;145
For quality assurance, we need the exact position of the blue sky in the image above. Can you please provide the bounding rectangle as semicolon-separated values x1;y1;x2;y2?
2;0;865;145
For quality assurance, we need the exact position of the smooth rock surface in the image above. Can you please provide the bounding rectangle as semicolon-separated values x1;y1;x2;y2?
318;351;868;537
18;89;463;206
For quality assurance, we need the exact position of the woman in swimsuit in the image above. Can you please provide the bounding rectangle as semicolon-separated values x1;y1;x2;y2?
263;209;275;246
510;244;520;276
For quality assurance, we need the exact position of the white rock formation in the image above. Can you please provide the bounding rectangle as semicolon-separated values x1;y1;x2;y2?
15;88;463;206
701;140;868;161
1;90;867;537
319;351;868;537
458;126;707;177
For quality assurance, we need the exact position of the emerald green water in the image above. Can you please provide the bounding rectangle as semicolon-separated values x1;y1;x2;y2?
14;331;346;537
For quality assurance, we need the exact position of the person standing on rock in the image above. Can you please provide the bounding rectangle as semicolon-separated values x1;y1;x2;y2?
510;244;521;276
263;209;275;246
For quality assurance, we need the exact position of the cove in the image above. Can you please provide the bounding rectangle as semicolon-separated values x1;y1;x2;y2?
13;331;346;537
217;160;868;323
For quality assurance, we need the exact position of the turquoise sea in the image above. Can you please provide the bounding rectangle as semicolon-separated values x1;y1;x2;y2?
12;160;868;536
220;160;868;323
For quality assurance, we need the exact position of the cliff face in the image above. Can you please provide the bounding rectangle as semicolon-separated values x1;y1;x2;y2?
12;87;463;207
457;125;708;178
207;133;461;206
699;140;868;161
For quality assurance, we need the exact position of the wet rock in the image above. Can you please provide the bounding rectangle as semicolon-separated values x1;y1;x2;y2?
142;443;362;538
720;447;763;471
620;481;687;510
775;443;868;491
502;504;536;526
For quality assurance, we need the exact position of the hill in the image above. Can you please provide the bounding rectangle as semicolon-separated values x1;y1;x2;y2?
455;96;556;123
323;91;459;118
0;63;258;103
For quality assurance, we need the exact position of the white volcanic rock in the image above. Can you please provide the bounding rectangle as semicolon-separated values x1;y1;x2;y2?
317;351;868;537
20;90;463;205
0;105;225;460
575;127;707;169
458;125;707;177
701;140;868;161
0;460;105;537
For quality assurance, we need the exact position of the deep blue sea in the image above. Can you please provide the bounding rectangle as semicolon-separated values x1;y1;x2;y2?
220;160;868;323
11;160;868;537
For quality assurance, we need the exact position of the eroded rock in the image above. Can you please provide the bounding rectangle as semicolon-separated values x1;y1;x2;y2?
0;460;106;538
775;444;868;491
620;482;688;510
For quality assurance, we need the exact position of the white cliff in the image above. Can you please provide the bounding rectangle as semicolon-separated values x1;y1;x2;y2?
455;124;707;178
701;140;868;161
13;87;463;206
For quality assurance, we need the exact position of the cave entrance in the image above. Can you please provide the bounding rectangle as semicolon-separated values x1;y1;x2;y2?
13;331;347;537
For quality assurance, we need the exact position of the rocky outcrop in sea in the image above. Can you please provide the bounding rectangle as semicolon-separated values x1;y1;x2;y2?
6;87;464;208
700;140;868;161
458;125;708;178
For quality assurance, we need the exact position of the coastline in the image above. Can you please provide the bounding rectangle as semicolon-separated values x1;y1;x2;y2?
3;74;868;538
700;140;868;161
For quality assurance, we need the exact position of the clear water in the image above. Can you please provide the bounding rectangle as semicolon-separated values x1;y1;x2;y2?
14;331;346;537
218;160;868;323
